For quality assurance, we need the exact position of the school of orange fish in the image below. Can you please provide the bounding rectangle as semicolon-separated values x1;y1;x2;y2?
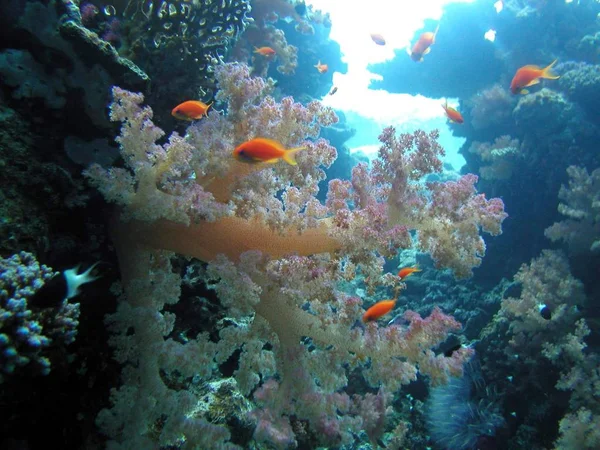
169;23;560;323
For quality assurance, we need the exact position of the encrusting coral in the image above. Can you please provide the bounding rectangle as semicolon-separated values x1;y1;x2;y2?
87;62;508;447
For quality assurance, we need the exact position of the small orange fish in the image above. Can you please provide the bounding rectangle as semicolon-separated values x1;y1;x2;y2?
233;138;306;166
314;60;328;74
172;100;212;121
254;46;276;57
363;299;397;322
408;25;439;62
510;59;559;95
398;266;421;280
441;101;464;124
370;33;386;46
329;86;338;95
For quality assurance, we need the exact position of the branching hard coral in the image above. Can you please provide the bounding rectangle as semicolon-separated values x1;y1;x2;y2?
545;165;600;254
0;252;80;381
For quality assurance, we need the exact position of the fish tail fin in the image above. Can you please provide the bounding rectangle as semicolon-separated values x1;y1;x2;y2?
314;60;321;68
283;146;306;166
205;102;213;116
542;58;560;80
433;24;440;42
64;261;102;300
253;46;259;53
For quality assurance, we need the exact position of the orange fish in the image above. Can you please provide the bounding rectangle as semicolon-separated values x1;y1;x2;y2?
370;33;386;46
408;25;439;62
363;299;397;322
510;59;560;94
398;266;421;280
314;60;328;73
233;138;306;166
441;101;464;124
172;100;212;121
254;46;276;57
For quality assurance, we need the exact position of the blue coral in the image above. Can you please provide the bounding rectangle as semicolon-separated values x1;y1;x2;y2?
0;252;80;381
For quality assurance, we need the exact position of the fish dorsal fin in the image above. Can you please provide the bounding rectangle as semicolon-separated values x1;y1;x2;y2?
432;24;440;42
521;64;542;70
256;137;284;150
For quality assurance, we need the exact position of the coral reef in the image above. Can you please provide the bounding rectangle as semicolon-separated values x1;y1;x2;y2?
234;0;344;100
117;0;251;99
427;362;504;450
0;0;148;130
558;61;600;119
545;165;600;255
513;88;579;140
468;135;521;180
477;249;598;448
467;84;517;134
85;62;508;447
554;408;600;450
496;250;585;354
0;252;80;381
